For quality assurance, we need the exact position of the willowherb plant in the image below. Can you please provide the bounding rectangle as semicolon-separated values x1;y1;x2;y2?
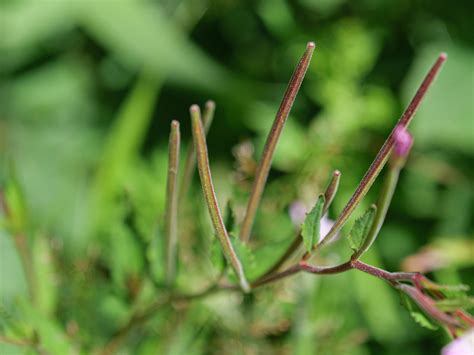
1;42;473;353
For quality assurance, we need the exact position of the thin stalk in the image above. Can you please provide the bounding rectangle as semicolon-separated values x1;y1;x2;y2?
352;260;419;284
240;42;316;243
299;260;353;275
323;170;341;215
399;284;460;327
251;264;302;289
352;160;401;260
165;120;181;286
314;53;447;251
190;105;250;292
179;100;215;204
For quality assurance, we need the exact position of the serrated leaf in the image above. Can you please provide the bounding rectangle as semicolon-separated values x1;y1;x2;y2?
230;233;258;280
399;291;438;330
409;311;438;330
301;195;325;252
348;205;376;252
426;283;470;298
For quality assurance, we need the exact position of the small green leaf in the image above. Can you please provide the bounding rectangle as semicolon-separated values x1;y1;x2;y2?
4;167;28;235
399;291;438;330
435;297;474;312
230;233;258;280
409;311;438;330
425;283;470;298
348;205;376;252
301;194;325;253
33;236;57;317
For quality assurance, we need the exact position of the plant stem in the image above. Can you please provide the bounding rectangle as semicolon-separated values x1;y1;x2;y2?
399;284;460;327
179;100;215;205
351;260;417;284
190;105;250;292
299;260;353;275
240;42;316;243
323;170;341;215
165;121;181;286
352;159;401;260
313;53;447;252
251;264;302;288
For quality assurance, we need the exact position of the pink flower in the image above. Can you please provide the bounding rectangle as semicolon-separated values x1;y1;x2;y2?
393;126;413;157
289;201;336;242
442;329;474;355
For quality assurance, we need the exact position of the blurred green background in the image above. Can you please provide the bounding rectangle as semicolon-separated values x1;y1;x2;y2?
1;0;473;354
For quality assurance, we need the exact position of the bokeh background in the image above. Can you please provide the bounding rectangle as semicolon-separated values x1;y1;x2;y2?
1;0;473;354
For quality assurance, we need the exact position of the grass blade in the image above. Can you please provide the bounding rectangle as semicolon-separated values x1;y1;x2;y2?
190;105;250;292
165;120;181;286
240;42;316;242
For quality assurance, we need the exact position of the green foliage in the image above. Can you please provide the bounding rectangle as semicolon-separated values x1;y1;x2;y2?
435;297;474;312
1;1;473;354
348;205;376;252
399;292;438;331
3;168;28;235
301;194;325;252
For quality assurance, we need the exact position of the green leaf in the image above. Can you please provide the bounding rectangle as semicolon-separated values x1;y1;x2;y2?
348;205;376;252
4;167;28;235
107;224;145;291
301;195;325;253
21;301;74;354
90;74;160;235
399;291;438;330
425;283;470;298
77;0;235;93
230;234;258;280
409;312;438;330
435;297;474;312
33;236;57;317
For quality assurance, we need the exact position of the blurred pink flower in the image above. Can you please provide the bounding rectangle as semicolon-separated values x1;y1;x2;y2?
442;329;474;355
289;201;335;241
